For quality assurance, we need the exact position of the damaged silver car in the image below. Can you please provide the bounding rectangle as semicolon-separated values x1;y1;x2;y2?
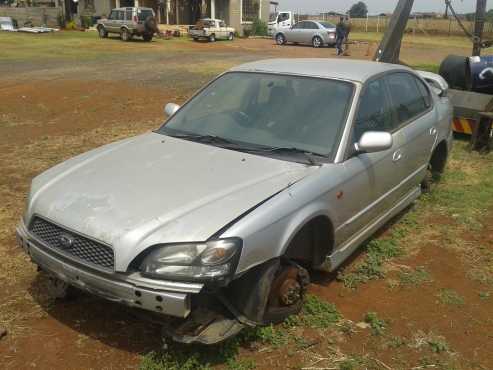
16;59;453;344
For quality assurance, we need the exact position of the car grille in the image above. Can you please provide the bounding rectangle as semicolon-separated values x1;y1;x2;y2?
29;217;114;270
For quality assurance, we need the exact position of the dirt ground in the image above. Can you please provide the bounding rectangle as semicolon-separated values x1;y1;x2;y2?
0;32;492;370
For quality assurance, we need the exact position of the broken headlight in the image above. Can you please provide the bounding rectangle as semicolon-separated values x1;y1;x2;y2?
139;238;242;282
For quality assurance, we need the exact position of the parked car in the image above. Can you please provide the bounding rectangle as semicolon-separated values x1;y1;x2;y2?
97;7;157;42
16;59;452;345
275;20;337;48
189;18;235;42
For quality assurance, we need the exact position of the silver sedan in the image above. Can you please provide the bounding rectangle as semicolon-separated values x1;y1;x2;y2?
17;59;452;345
274;20;337;48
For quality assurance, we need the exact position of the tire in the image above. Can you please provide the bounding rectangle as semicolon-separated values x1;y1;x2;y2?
98;26;108;39
142;33;153;42
312;36;323;48
121;28;132;42
276;33;286;45
228;32;234;41
209;34;216;42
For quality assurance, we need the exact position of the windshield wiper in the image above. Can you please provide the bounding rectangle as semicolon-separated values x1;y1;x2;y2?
165;132;239;147
257;147;321;166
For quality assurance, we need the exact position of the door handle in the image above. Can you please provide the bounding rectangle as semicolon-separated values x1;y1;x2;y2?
392;150;403;162
430;127;438;136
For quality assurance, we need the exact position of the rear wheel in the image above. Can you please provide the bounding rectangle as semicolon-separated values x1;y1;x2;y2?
209;33;216;42
276;33;286;45
228;32;234;41
98;26;108;38
121;28;132;42
142;33;153;42
312;36;323;48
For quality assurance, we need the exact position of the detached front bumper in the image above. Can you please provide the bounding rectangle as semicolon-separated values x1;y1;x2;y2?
16;220;203;318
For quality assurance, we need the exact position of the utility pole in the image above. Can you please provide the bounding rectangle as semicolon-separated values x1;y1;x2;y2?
373;0;414;63
472;0;487;56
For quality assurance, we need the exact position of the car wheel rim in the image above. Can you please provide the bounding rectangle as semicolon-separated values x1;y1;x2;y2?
314;38;321;47
277;36;284;44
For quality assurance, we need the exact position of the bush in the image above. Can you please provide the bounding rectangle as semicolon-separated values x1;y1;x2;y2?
80;15;93;29
252;18;268;36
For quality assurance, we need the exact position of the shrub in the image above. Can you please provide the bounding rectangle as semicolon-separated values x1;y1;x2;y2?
252;18;268;36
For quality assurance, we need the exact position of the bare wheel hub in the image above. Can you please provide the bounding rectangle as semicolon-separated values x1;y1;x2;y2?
279;278;301;306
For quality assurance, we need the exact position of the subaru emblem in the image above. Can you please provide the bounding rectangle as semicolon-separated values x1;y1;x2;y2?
59;233;74;249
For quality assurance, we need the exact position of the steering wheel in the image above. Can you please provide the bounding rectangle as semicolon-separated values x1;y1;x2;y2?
232;110;252;127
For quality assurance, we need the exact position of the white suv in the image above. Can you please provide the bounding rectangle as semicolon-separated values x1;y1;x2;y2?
97;7;157;42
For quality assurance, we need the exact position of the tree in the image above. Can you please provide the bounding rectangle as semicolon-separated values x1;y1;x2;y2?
349;1;368;18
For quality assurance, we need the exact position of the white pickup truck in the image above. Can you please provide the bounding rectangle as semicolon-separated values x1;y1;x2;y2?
189;18;235;42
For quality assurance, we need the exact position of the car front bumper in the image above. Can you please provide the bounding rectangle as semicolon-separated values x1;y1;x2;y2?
16;220;203;318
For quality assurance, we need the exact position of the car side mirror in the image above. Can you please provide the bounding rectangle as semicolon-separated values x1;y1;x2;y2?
355;131;393;154
164;103;180;118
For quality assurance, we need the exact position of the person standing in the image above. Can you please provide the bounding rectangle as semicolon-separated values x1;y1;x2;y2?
335;17;347;56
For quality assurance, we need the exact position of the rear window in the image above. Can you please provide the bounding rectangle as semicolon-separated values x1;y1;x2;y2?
386;73;430;125
137;9;154;21
319;22;335;29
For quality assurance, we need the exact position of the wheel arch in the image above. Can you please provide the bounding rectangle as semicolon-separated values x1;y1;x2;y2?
430;139;449;174
280;210;335;268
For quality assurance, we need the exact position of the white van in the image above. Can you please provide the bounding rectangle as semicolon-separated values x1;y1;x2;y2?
268;11;294;36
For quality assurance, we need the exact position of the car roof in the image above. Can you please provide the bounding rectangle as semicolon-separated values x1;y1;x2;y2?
230;58;413;83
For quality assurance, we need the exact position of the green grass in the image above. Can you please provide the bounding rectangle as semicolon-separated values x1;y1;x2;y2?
0;31;190;61
437;289;465;306
364;312;388;336
287;294;342;329
398;267;432;287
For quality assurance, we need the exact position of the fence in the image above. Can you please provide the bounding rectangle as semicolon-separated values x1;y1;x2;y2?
302;15;493;37
0;6;62;27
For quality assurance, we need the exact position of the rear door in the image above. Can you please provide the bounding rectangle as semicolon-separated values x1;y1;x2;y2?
385;72;437;195
287;22;305;43
301;21;319;44
338;76;407;243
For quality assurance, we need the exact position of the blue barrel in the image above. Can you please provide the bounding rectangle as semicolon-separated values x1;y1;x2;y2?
468;55;493;93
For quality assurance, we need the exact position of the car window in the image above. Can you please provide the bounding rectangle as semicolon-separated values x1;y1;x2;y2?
125;10;133;21
160;72;354;158
219;21;226;27
292;22;304;29
109;10;117;20
304;22;319;30
137;9;154;21
319;22;335;29
117;10;125;21
415;77;433;109
278;13;289;22
354;78;393;142
386;73;429;126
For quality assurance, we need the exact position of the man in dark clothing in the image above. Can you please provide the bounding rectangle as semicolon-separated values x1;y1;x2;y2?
335;17;346;56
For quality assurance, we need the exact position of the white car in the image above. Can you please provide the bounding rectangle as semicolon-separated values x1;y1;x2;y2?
189;18;235;42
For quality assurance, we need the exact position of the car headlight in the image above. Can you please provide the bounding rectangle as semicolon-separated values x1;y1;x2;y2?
139;238;242;282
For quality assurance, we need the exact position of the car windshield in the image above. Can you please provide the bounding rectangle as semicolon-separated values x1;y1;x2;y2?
158;72;354;161
319;22;336;29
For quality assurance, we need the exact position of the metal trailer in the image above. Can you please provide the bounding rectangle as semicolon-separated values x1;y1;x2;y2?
373;0;493;151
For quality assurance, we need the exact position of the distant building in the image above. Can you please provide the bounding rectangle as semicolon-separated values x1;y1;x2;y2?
74;0;269;33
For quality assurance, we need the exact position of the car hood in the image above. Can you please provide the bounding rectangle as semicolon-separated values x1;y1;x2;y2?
27;132;314;271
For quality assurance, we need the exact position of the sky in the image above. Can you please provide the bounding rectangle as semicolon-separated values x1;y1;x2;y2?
276;0;479;15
